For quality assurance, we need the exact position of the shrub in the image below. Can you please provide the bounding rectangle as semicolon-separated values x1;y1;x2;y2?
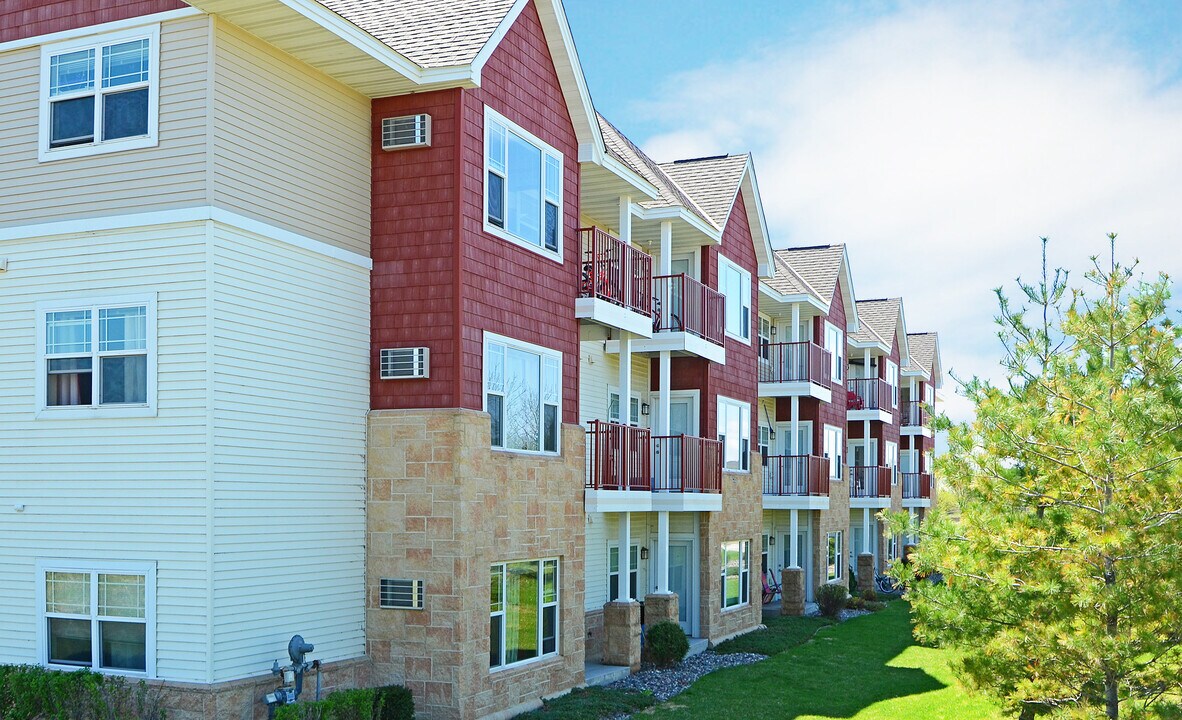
847;566;858;595
274;688;377;720
861;587;878;602
0;665;165;720
845;596;867;610
866;600;887;612
374;685;414;720
645;621;689;668
816;583;848;618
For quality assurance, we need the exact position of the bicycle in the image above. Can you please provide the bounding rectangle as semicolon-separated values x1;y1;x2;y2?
874;572;899;595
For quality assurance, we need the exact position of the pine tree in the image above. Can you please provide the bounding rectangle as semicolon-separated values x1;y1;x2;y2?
893;237;1182;719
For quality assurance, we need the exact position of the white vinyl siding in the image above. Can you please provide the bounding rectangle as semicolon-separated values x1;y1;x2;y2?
0;16;210;229
578;338;649;427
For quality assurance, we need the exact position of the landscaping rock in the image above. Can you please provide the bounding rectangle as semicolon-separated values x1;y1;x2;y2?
606;650;767;705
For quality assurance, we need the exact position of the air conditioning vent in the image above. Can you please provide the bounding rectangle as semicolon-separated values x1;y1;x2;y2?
380;578;425;610
380;347;429;379
382;114;431;150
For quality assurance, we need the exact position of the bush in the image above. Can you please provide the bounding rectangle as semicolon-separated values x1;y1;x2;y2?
848;566;858;595
274;688;377;720
861;587;878;602
374;685;414;720
845;596;867;610
644;621;689;668
865;600;887;612
816;583;848;618
0;665;165;720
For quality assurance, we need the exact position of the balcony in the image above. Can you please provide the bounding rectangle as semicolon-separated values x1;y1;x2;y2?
759;341;832;401
583;421;722;512
849;465;892;507
901;400;933;437
847;378;894;423
762;454;831;510
608;274;726;363
575;227;654;337
902;472;932;507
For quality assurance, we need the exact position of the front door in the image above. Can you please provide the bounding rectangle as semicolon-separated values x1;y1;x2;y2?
668;540;696;635
661;395;694;490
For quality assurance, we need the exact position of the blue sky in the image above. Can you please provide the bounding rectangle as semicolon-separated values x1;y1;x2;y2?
566;0;1182;421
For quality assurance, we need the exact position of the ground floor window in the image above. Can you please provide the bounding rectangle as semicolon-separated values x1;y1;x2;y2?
608;545;638;601
40;561;155;675
490;558;558;669
827;532;843;582
720;540;750;609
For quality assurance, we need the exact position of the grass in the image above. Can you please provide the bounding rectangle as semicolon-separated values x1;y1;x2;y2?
712;613;834;656
513;686;657;720
643;601;1004;720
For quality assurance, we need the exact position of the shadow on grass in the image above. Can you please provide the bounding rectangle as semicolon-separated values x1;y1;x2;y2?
641;602;950;720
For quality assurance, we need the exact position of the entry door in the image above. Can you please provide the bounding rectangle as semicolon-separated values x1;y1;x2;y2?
848;439;876;467
668;541;696;635
662;396;694;490
777;423;812;456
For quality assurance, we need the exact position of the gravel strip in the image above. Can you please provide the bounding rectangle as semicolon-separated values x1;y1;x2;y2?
606;650;767;703
804;607;872;621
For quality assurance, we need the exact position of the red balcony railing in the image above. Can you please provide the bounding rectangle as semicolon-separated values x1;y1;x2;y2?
652;274;725;346
585;421;651;491
652;434;722;493
847;378;892;412
759;341;831;385
579;227;653;317
902;401;929;427
763;454;830;496
849;466;892;498
902;472;932;499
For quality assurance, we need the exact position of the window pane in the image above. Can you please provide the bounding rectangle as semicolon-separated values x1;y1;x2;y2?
503;347;540;451
47;310;93;354
487;171;505;228
102;87;148;140
487;119;506;173
542;357;559;404
98;574;145;618
48;618;92;666
102;39;149;88
543;404;557;453
46;572;90;614
504;561;540;664
486;343;505;393
487;394;503;447
50;48;95;96
47;358;93;407
99;306;147;351
100;620;146;671
51;96;96;147
506;133;542;246
544;202;559;252
100;355;147;405
490;613;503;668
542;560;558;604
541;605;556;655
544;154;561;203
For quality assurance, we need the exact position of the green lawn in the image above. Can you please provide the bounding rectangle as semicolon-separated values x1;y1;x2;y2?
643;602;1004;720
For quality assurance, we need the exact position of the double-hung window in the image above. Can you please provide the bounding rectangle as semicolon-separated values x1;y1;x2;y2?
824;322;844;382
485;107;563;260
39;561;155;676
826;532;843;582
490;558;559;669
608;545;638;601
608;389;641;427
718;255;751;342
886;360;899;408
40;25;159;161
484;333;561;454
758;315;772;362
758;424;771;459
717;396;750;471
886;441;899;485
823;424;843;480
720;540;750;609
37;296;156;417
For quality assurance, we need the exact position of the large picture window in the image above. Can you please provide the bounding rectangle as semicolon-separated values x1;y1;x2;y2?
718;255;751;342
485;107;563;260
720;540;750;610
484;333;561;454
40;25;159;161
490;559;559;669
37;296;156;416
717;396;751;471
39;561;155;676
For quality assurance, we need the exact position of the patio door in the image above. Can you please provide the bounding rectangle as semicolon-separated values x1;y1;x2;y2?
658;393;696;491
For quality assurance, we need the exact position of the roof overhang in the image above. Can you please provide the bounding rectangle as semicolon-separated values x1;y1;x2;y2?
836;247;861;336
758;283;829;315
736;158;775;278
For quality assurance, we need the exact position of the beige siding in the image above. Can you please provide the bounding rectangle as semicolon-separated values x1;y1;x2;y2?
209;224;369;681
0;17;212;228
212;20;371;257
0;224;211;682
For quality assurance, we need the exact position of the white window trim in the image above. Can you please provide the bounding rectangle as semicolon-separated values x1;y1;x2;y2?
38;24;161;163
482;106;564;263
717;395;751;473
717;254;752;343
824;321;844;382
826;531;843;582
608;544;640;601
490;557;560;672
607;386;643;427
775;420;813;455
482;331;562;456
886;441;899;485
823;424;843;480
720;540;751;611
35;293;158;420
886;360;899;408
35;558;157;678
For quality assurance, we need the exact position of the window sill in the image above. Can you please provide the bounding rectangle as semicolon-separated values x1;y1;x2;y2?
483;222;563;264
44;662;151;680
490;652;562;675
491;447;562;459
38;134;157;163
36;405;157;420
721;602;750;614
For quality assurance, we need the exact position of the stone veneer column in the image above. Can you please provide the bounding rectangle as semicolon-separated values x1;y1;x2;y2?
601;601;641;671
780;567;805;616
857;553;875;594
643;593;679;627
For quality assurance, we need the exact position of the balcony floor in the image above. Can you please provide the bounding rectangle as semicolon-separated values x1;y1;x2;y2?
605;333;726;364
759;381;832;402
762;494;829;511
575;297;654;337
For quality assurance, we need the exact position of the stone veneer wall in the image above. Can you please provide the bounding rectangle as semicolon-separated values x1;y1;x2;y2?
584;609;605;664
698;454;763;643
367;409;586;720
813;466;851;592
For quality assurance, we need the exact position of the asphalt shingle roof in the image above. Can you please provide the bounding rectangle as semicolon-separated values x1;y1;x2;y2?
767;245;845;303
851;298;901;346
316;0;518;68
657;154;749;230
906;332;938;373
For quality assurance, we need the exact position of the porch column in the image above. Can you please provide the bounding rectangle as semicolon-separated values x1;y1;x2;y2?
908;507;917;544
656;511;670;593
863;507;871;553
618;512;632;602
789;509;799;567
619;196;632;245
658;221;673;485
659;221;672;275
790;303;800;457
619;332;632;428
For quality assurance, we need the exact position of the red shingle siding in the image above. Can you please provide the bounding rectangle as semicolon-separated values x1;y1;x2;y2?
0;0;186;42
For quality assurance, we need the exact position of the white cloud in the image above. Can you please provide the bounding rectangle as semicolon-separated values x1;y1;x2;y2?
637;2;1182;422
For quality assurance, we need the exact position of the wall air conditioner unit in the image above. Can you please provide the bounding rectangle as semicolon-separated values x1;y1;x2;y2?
379;578;425;609
381;114;431;150
380;347;429;379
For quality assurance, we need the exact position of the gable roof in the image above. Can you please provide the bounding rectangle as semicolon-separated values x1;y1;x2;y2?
905;332;941;385
771;245;845;302
658;155;749;229
851;298;900;345
316;0;518;69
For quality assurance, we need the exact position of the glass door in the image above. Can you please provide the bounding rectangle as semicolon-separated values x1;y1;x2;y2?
668;541;695;635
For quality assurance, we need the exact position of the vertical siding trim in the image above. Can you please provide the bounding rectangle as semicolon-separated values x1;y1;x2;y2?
203;220;216;683
204;18;216;207
452;89;465;410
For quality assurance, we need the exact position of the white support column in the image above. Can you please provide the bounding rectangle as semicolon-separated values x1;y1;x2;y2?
908;507;917;544
789;509;799;568
619;332;632;428
790;303;800;457
659;221;672;275
791;303;801;342
656;511;670;593
619;196;632;246
618;512;632;602
863;507;871;554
